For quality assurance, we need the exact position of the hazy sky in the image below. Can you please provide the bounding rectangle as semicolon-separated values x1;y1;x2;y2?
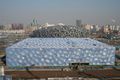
0;0;120;25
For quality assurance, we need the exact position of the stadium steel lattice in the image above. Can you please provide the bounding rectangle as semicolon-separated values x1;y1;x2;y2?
30;25;89;38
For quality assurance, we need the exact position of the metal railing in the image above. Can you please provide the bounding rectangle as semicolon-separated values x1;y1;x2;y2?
0;75;12;80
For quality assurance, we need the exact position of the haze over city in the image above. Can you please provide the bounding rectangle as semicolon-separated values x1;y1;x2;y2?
0;0;120;25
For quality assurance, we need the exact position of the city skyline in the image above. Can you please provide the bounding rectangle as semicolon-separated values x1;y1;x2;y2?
0;0;120;25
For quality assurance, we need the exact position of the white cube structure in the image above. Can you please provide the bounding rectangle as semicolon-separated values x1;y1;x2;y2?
6;38;115;67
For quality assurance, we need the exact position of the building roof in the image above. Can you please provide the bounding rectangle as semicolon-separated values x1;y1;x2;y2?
8;38;113;49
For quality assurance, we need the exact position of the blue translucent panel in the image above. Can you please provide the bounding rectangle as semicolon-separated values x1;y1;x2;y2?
6;38;115;67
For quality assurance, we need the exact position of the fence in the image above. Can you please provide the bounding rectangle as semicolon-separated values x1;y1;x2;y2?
0;75;12;80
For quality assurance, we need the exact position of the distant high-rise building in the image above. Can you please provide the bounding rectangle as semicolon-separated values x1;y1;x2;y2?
4;24;12;30
31;18;38;26
76;20;82;27
12;24;23;30
0;25;4;30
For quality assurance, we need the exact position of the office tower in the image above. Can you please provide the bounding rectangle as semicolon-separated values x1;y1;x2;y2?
76;20;82;27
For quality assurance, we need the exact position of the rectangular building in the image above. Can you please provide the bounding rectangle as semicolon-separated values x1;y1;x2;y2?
6;38;115;67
